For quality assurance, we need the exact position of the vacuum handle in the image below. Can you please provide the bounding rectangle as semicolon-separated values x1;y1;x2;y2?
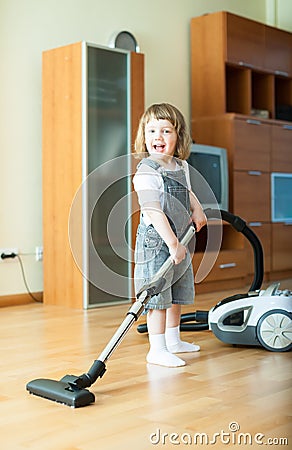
149;224;196;284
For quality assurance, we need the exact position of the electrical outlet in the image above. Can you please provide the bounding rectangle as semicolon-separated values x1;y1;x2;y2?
35;246;43;261
0;248;18;260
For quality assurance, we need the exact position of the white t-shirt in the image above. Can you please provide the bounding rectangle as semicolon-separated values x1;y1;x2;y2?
133;159;191;226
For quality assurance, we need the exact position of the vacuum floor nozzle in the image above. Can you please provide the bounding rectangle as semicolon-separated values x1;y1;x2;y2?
26;375;95;408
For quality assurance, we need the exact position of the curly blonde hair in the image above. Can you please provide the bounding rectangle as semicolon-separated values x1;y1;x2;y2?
134;103;192;160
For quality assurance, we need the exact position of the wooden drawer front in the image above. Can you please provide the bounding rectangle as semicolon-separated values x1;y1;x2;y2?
233;171;270;222
272;223;292;271
271;124;292;172
233;119;271;171
226;13;265;69
245;223;271;273
193;250;247;283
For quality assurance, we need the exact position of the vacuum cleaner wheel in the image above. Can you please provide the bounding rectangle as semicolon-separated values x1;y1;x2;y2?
256;309;292;352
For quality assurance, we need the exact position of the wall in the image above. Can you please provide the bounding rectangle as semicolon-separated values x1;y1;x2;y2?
266;0;292;29
0;0;291;297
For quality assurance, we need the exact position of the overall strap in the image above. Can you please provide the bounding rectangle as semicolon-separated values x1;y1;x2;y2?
137;158;184;173
137;158;161;171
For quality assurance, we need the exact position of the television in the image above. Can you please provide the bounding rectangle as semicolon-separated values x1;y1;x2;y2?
187;143;229;211
271;173;292;223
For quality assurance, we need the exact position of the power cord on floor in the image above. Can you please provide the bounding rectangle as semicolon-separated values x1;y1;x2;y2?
1;252;42;303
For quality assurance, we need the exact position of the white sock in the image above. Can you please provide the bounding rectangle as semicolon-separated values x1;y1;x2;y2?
147;333;186;367
165;326;200;353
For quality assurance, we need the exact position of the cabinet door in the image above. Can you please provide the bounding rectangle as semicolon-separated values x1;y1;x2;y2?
233;118;271;171
265;26;292;76
225;13;265;69
271;124;292;172
233;171;270;222
272;223;292;271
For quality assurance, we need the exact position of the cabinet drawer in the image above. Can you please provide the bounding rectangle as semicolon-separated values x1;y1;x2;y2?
272;223;292;271
271;124;292;172
233;118;271;171
245;222;271;273
193;250;247;283
233;171;270;222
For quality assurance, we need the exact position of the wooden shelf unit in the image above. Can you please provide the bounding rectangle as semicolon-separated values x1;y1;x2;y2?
42;42;144;308
190;12;292;291
191;11;292;120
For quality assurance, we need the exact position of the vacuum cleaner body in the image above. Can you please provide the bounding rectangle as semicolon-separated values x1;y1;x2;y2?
208;283;292;352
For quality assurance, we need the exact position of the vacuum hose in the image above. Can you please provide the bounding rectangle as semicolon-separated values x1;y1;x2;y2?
204;209;264;292
138;209;264;334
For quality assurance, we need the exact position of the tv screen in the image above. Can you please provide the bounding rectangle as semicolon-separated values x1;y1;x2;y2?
187;144;228;211
271;173;292;222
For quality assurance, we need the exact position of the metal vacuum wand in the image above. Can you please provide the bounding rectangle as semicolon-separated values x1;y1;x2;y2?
26;224;196;407
71;224;196;389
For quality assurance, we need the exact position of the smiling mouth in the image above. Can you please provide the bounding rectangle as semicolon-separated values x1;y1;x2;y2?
153;144;165;151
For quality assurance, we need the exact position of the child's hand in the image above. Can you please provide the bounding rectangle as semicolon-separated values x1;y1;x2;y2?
168;241;187;265
191;208;207;232
189;191;207;232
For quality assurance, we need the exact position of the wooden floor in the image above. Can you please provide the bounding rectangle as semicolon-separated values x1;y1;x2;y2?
1;281;291;450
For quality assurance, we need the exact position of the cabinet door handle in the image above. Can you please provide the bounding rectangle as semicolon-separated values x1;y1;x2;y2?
283;125;292;131
275;70;289;77
246;119;261;125
219;263;237;269
239;61;254;69
248;170;262;176
249;222;262;227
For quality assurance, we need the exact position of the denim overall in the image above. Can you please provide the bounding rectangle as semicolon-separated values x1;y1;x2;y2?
134;158;195;311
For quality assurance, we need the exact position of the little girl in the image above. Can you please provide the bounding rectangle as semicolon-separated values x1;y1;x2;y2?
133;103;207;367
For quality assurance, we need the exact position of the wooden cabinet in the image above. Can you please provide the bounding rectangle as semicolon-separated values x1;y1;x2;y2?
231;118;271;224
191;12;292;121
191;115;271;171
192;113;292;282
190;12;292;290
233;171;270;222
190;12;225;118
232;118;271;171
42;42;144;309
225;13;266;69
271;123;292;172
265;26;292;76
193;250;247;282
191;114;271;219
189;12;292;292
193;223;249;292
272;224;292;272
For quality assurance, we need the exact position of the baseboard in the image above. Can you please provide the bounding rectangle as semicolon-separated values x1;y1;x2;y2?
0;292;43;308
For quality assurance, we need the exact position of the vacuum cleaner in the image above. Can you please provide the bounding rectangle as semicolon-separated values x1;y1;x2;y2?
137;209;292;353
26;224;196;408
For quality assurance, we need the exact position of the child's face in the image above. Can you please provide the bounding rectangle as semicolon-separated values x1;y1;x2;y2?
145;119;177;158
